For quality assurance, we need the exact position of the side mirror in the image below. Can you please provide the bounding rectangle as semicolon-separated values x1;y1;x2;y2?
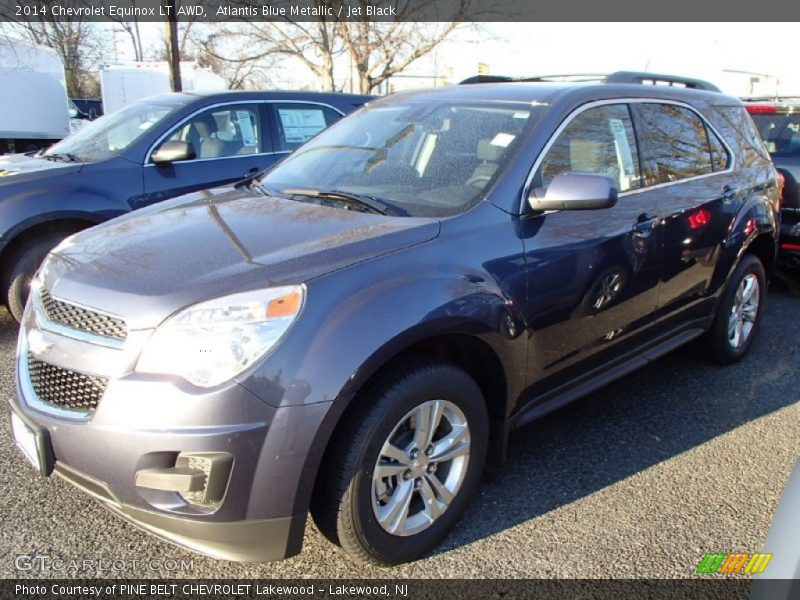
529;172;618;212
151;141;196;165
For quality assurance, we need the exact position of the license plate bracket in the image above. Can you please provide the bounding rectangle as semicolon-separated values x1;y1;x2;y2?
10;411;54;477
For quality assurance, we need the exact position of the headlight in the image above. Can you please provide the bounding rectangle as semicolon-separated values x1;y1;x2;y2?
136;285;304;387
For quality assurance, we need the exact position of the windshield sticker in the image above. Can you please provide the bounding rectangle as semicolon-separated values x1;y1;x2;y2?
491;133;515;147
608;118;636;180
278;109;327;144
236;111;257;147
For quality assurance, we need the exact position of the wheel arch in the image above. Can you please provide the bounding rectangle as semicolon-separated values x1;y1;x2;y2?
744;232;777;279
0;214;103;291
303;330;510;521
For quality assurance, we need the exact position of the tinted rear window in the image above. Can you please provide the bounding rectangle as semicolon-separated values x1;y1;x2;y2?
750;113;800;156
634;103;714;183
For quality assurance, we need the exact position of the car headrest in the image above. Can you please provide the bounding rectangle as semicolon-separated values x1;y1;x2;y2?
192;113;218;139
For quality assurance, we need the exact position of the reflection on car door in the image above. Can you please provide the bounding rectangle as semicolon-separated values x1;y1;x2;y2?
520;103;663;395
630;102;736;319
140;103;274;208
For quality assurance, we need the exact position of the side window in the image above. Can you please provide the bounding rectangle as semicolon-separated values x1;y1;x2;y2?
634;104;714;183
535;104;641;194
271;103;343;152
708;126;731;172
165;104;262;159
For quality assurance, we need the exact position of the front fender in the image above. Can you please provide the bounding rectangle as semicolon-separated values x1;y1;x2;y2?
0;190;127;256
239;266;527;522
239;268;526;411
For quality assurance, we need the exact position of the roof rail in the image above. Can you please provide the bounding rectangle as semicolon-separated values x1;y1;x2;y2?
459;75;515;84
604;71;721;92
459;73;606;85
459;71;721;93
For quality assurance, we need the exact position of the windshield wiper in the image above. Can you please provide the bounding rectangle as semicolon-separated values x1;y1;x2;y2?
282;188;391;215
42;152;81;163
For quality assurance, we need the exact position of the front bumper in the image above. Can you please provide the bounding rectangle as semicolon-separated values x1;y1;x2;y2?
52;461;303;562
9;290;333;562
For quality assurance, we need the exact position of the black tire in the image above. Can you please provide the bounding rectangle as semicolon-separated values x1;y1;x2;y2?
3;233;68;321
703;253;766;365
311;359;488;566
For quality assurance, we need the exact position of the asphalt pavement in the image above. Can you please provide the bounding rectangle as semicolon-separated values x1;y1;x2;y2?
0;274;798;579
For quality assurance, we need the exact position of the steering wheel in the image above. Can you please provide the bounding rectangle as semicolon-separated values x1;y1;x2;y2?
465;174;493;187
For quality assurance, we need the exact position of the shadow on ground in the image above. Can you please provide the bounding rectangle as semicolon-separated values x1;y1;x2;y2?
434;272;799;555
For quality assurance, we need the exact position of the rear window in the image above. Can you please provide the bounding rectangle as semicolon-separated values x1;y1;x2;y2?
634;103;715;183
750;113;800;156
715;106;771;163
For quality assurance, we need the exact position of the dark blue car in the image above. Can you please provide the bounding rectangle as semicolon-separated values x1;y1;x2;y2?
0;90;371;320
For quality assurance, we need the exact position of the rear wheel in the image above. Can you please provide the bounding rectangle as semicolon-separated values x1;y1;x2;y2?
311;360;488;565
704;253;766;365
3;233;68;321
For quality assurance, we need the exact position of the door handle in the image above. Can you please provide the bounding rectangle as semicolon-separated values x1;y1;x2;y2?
633;213;659;238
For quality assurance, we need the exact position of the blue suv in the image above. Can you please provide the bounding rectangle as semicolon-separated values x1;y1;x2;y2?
8;73;779;565
0;90;371;320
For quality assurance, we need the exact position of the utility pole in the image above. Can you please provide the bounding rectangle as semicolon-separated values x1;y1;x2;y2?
163;0;181;92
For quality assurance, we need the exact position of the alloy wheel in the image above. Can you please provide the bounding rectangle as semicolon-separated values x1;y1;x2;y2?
371;399;471;537
727;273;760;349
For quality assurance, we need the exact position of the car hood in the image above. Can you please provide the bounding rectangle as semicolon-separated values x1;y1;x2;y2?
0;152;83;184
42;185;440;329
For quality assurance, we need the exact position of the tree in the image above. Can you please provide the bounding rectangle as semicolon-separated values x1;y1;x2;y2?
162;0;182;92
194;30;276;90
200;0;473;93
339;21;463;94
106;2;144;61
254;20;343;91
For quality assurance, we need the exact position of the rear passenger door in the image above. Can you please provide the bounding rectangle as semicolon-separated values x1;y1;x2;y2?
630;102;735;317
141;103;272;206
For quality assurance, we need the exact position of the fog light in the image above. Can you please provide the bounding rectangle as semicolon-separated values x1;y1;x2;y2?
135;451;233;508
176;452;234;507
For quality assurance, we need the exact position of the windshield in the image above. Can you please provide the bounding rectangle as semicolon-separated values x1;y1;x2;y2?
750;113;800;156
45;100;179;162
260;100;538;217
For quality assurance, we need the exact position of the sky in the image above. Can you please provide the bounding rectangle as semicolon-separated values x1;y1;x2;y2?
433;23;800;96
117;22;800;97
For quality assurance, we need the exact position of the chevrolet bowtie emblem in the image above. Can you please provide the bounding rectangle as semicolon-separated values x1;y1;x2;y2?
27;329;54;355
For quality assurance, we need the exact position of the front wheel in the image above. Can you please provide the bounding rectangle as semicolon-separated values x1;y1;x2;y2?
3;233;69;322
311;360;488;565
704;253;766;365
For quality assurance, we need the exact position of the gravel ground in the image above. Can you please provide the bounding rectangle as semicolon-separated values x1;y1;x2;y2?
0;274;798;579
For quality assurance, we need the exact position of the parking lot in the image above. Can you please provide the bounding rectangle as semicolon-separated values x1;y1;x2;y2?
0;273;798;579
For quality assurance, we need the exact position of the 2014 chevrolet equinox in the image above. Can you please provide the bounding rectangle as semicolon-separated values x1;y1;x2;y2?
8;73;780;565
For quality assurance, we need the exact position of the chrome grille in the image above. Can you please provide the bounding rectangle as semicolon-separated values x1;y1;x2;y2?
27;354;107;412
40;288;127;341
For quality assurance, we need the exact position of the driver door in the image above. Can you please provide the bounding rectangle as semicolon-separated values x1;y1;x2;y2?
520;102;663;393
140;103;273;209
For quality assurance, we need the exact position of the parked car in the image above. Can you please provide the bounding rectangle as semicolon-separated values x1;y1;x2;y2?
752;460;800;593
69;98;103;120
744;99;800;269
0;90;372;320
8;73;780;566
